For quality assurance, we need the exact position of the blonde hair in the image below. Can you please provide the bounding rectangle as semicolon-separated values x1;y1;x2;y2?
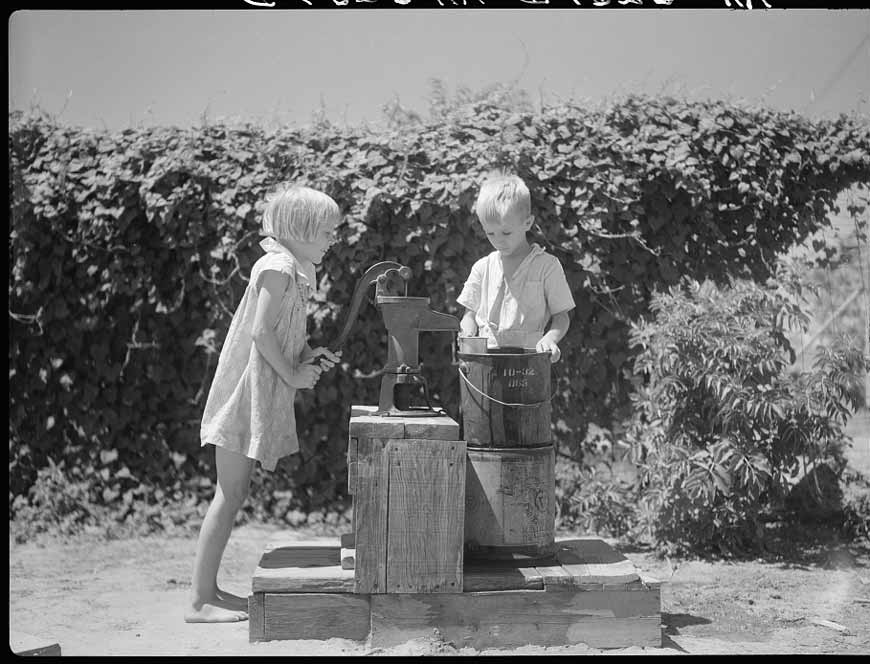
474;172;531;225
261;185;340;242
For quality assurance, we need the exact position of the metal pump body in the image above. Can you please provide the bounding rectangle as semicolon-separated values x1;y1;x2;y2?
331;262;459;417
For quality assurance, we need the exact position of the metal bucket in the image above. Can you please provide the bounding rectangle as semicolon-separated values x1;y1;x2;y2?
457;347;552;449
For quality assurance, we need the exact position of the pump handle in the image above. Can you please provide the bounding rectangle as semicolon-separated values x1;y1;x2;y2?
331;261;404;352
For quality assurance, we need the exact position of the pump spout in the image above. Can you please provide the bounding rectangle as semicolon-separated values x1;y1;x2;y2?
416;308;462;333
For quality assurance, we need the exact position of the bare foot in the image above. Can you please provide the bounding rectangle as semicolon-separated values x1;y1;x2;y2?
215;588;248;611
184;595;248;623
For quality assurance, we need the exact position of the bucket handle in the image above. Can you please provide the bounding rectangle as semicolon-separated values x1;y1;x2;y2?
457;364;557;409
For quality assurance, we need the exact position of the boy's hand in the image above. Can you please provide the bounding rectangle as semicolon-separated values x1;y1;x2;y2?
459;310;478;338
536;337;561;363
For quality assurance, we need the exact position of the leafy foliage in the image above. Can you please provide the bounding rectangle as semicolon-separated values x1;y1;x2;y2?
8;95;870;532
626;273;868;556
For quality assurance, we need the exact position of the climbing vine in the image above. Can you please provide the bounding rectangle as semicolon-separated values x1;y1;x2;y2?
8;95;869;518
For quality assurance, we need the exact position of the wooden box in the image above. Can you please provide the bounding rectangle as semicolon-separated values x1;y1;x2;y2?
348;405;465;594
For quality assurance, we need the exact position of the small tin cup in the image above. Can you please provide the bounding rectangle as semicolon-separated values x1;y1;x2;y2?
458;336;489;354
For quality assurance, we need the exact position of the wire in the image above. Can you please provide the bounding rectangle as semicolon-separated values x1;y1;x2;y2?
804;29;870;112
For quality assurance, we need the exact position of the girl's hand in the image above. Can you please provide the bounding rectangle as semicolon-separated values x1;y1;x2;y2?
305;346;342;371
536;336;561;363
287;362;323;389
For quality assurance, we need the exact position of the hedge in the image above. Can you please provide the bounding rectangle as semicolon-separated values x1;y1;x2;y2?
9;95;869;514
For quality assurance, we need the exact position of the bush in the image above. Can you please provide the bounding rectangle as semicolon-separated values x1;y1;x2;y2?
625;270;868;556
555;454;639;540
841;469;870;542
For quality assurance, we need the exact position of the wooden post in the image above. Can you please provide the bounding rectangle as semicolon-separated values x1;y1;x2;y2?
348;405;465;594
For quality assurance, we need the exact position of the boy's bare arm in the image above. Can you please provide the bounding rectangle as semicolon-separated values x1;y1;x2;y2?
542;311;570;344
459;309;478;337
252;270;322;389
536;310;571;362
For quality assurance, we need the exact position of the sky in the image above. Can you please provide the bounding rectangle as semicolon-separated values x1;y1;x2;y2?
8;8;870;131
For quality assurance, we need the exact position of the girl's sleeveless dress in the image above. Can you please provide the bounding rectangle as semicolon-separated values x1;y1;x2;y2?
200;238;314;471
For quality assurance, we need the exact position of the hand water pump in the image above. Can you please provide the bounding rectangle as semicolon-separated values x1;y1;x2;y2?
331;261;459;417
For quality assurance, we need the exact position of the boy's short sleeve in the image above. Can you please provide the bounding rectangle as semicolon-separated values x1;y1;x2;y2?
543;257;575;316
456;258;485;311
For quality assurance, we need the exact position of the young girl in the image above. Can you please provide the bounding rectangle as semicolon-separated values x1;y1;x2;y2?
457;173;575;362
185;185;343;623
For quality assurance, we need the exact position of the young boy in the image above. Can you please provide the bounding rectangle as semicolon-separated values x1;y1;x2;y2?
457;173;574;362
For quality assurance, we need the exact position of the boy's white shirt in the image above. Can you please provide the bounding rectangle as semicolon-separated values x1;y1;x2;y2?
259;236;317;295
457;243;575;349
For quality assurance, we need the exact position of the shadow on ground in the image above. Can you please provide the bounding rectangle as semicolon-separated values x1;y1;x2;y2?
661;612;712;636
757;521;870;570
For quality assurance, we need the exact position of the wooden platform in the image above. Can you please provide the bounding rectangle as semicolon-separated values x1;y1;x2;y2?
249;533;662;649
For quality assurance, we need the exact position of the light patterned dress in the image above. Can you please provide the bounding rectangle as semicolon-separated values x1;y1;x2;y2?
200;238;315;471
457;243;575;350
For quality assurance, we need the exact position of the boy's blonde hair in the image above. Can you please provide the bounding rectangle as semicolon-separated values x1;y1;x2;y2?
261;185;340;242
474;173;531;225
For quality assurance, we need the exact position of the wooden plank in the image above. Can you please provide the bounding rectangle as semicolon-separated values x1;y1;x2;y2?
384;438;465;593
347;437;358;495
252;543;354;593
341;547;355;570
463;561;543;591
248;593;266;642
349;406;405;439
9;631;62;656
353;436;390;593
535;561;575;591
350;405;459;439
371;589;661;650
253;565;354;593
402;416;460;440
351;404;379;418
555;539;640;586
262;593;371;642
639;574;662;590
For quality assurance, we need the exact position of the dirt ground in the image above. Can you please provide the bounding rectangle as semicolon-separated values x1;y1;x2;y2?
8;523;870;657
9;415;870;657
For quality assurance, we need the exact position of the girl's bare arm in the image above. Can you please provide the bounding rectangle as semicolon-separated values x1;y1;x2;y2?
251;270;321;389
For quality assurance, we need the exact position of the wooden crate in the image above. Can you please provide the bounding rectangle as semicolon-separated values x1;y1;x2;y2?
348;405;465;594
249;534;662;649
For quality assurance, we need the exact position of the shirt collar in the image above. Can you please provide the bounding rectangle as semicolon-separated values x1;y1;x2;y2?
259;237;317;293
490;243;545;280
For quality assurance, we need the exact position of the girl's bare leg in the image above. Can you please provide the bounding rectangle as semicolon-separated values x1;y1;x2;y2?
184;446;255;623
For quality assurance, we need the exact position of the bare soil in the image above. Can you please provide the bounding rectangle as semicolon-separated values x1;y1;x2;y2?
9;414;870;656
8;523;870;657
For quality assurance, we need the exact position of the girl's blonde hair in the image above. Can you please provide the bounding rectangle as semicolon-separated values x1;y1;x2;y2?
474;172;531;225
261;185;340;242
